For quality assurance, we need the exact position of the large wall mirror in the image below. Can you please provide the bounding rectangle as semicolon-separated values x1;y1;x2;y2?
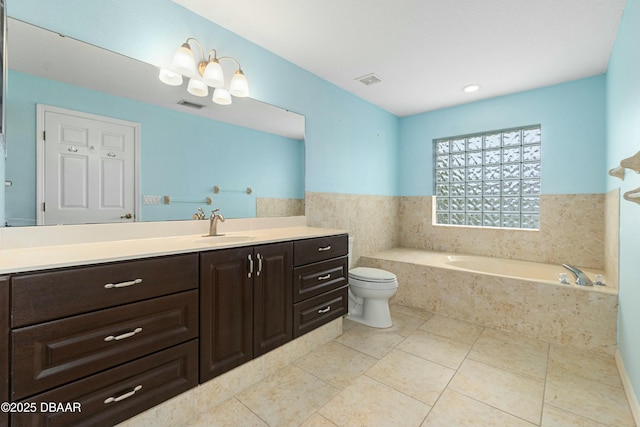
3;18;305;227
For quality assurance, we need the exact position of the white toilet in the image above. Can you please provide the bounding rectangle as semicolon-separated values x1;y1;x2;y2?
347;238;398;328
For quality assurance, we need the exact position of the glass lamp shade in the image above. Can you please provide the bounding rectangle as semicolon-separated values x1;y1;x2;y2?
158;68;183;86
172;43;196;75
187;78;209;97
212;88;232;105
229;70;249;97
202;60;224;87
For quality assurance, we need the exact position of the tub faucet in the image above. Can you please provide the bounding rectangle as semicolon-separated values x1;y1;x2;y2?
208;208;225;236
562;264;593;286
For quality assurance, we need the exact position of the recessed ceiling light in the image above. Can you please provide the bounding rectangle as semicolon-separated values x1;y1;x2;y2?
462;84;481;93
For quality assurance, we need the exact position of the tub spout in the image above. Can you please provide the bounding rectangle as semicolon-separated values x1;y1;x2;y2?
562;264;593;286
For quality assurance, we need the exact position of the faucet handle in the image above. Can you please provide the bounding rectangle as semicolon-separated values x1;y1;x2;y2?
193;207;206;220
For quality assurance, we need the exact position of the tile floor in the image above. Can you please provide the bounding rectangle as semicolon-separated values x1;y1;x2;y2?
188;305;636;427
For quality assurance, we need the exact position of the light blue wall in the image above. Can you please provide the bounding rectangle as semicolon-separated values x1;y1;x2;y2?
607;0;640;409
399;76;607;196
0;139;4;226
5;70;304;223
7;0;399;197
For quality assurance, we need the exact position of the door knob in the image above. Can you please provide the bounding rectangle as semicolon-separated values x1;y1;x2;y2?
120;213;132;219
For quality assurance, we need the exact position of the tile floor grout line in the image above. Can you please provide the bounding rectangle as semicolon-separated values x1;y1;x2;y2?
190;306;634;427
538;340;552;426
434;324;546;427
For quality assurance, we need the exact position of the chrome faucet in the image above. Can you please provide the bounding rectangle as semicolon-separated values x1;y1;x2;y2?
562;264;593;286
208;208;225;236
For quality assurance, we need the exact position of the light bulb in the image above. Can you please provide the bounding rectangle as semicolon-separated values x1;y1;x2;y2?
172;43;196;75
187;78;208;97
158;68;183;86
202;60;224;88
213;88;232;105
229;70;249;97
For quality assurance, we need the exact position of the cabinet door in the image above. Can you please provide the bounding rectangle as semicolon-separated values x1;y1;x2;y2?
200;247;253;383
253;242;293;357
1;276;8;427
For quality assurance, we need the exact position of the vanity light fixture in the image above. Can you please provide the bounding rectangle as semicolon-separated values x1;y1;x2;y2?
462;84;481;93
158;37;249;105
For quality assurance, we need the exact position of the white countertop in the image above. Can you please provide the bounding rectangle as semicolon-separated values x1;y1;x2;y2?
0;221;347;274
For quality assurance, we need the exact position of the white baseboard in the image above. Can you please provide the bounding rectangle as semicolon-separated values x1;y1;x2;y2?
616;349;640;426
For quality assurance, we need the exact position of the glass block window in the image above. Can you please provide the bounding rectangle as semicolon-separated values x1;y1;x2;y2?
434;125;541;229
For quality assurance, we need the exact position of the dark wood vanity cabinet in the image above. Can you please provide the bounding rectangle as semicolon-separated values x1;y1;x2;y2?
3;232;348;426
293;234;349;337
199;241;293;383
1;276;8;427
8;254;199;426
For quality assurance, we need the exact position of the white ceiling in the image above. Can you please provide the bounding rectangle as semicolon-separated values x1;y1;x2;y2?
172;0;626;117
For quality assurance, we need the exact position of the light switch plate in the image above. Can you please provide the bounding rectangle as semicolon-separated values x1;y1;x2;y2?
143;195;161;205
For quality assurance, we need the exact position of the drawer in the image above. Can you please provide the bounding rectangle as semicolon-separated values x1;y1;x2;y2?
11;253;198;327
12;290;198;400
11;340;198;427
293;234;348;266
293;285;348;338
293;256;348;303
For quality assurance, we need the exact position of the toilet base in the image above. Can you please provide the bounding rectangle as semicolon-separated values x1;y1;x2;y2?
347;295;393;328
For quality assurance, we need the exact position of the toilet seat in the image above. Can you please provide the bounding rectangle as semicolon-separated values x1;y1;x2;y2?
349;267;398;290
349;267;397;282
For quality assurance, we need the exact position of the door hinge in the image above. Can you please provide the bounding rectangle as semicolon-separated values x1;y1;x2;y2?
42;202;46;212
43;131;46;141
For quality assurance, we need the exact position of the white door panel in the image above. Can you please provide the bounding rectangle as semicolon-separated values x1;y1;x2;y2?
37;105;139;225
58;154;88;209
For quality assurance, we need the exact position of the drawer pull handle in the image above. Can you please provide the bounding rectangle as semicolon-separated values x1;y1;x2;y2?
318;274;331;281
318;306;331;314
318;245;332;252
104;327;143;342
104;385;143;404
104;278;142;289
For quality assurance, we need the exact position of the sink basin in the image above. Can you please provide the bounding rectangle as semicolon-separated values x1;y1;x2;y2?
196;234;256;245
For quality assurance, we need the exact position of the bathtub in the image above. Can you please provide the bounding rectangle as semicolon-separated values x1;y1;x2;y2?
443;254;609;290
360;248;618;354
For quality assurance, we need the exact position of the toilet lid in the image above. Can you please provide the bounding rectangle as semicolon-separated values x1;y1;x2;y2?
349;267;397;283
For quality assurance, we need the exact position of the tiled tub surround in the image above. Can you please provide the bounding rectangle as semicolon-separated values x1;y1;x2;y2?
360;248;617;355
256;197;305;217
605;189;620;290
398;194;606;271
305;192;400;267
306;192;615;283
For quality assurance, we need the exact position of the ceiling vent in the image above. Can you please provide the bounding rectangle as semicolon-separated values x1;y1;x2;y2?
177;100;205;109
355;73;383;86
